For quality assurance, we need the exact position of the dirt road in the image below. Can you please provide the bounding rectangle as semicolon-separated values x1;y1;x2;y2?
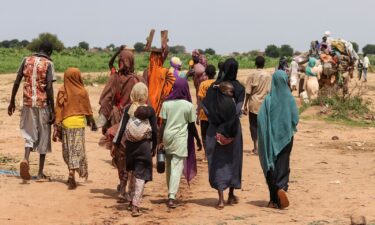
1;70;375;225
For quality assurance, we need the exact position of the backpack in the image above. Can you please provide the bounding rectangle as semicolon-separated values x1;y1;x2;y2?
125;117;152;142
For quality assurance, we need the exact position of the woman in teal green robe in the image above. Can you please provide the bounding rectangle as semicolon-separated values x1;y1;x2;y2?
257;69;299;209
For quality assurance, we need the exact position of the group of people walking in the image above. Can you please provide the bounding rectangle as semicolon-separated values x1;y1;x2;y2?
8;41;299;217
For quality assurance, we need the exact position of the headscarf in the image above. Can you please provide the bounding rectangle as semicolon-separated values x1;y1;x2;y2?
192;49;208;67
118;49;135;75
55;68;93;124
164;77;192;102
203;58;245;138
278;56;289;72
306;57;317;77
214;58;245;103
170;57;182;78
128;82;149;117
163;76;196;184
257;70;299;176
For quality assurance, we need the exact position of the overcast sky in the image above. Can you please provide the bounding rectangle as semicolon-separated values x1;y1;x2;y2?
1;0;374;54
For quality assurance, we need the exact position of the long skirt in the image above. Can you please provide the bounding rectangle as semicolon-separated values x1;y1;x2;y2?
266;137;293;205
206;123;243;191
62;128;88;179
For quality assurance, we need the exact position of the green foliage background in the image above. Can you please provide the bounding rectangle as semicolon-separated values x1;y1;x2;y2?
0;48;281;74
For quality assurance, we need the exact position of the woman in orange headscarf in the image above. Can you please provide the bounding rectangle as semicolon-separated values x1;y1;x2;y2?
54;68;97;189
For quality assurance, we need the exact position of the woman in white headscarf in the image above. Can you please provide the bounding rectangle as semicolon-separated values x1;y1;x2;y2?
114;83;158;217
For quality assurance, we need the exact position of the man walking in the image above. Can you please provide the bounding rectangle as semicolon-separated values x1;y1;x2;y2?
243;56;272;155
8;41;56;180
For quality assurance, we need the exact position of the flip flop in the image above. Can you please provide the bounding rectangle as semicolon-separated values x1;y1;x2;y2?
20;160;31;180
36;174;51;182
267;201;278;209
227;196;239;205
215;204;224;210
67;177;77;190
167;199;177;209
277;189;289;209
127;202;133;211
131;207;142;217
117;195;128;204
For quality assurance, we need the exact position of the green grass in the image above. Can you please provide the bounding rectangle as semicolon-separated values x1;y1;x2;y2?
312;94;371;121
299;86;375;127
0;48;279;74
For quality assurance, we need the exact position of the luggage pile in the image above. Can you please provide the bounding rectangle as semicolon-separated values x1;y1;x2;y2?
295;32;358;89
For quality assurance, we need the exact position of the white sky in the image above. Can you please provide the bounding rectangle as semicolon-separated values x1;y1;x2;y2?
1;0;374;54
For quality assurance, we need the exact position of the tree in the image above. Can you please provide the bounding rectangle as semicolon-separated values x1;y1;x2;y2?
197;49;204;54
351;42;359;53
134;42;145;53
78;41;89;50
248;50;262;57
9;39;20;48
265;44;280;58
279;44;294;57
204;48;216;55
106;44;115;51
362;44;375;55
27;33;65;52
170;45;186;54
0;40;10;48
20;40;30;48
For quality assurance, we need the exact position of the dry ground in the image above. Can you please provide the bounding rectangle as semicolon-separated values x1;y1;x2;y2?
0;70;375;225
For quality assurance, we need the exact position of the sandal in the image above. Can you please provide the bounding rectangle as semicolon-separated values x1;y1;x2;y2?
227;195;239;205
267;201;278;209
20;160;31;180
131;206;142;217
67;177;77;190
117;194;128;203
36;174;51;182
167;199;177;209
277;189;289;209
127;202;133;211
216;202;224;210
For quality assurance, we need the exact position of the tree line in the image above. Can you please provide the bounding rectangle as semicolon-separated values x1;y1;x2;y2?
1;32;375;57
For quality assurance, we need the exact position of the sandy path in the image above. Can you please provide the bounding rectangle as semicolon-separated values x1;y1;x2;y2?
0;71;375;225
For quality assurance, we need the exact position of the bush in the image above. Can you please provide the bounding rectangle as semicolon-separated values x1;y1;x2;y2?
78;41;89;50
279;45;293;57
362;44;375;55
265;44;280;58
204;48;216;55
27;33;65;52
0;39;29;48
311;86;371;121
351;42;359;53
170;45;186;54
134;42;145;53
